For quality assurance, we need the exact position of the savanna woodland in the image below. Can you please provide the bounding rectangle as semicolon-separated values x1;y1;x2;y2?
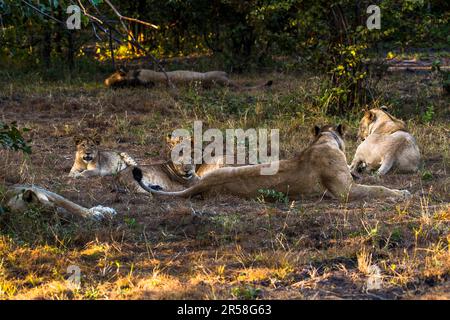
0;0;449;300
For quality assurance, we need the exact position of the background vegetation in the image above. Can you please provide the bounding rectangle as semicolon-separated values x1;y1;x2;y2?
0;1;449;114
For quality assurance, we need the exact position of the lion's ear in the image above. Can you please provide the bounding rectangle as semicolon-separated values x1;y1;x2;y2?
380;105;389;112
166;133;174;144
73;135;82;145
118;67;127;76
93;136;101;145
313;125;321;137
336;124;346;136
22;190;38;203
364;110;375;121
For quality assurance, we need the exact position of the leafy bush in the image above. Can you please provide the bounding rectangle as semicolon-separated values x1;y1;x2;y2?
0;122;31;153
0;121;31;154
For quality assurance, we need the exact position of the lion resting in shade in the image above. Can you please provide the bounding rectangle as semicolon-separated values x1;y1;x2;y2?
104;69;272;90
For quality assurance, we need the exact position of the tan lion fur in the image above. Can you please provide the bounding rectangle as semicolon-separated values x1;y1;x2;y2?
350;107;420;176
68;136;137;178
104;69;272;90
3;185;116;220
132;125;411;202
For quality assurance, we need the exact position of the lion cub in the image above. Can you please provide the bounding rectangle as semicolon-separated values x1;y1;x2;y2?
68;136;137;178
165;133;224;177
114;141;199;193
350;107;420;176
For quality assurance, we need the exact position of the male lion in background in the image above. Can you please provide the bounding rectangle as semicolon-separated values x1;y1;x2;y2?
68;135;137;178
350;107;421;176
104;69;273;90
133;125;411;202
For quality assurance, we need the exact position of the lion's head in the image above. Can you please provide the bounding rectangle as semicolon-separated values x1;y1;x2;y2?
313;124;346;152
104;69;127;87
358;107;406;140
165;133;197;179
74;136;101;163
358;110;376;141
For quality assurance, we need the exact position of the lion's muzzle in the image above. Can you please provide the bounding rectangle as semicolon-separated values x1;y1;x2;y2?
82;154;94;162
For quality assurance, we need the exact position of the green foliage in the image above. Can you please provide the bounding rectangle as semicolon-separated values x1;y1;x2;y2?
231;285;262;299
421;170;434;181
124;217;138;229
422;105;435;123
322;43;370;114
0;121;31;154
210;213;241;234
258;188;289;204
0;0;448;73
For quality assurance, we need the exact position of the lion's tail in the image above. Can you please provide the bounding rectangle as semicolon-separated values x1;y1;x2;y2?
132;167;193;197
132;163;272;198
120;152;138;167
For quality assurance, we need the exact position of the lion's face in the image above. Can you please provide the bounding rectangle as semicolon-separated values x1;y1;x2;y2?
172;157;196;179
74;137;100;163
166;134;196;178
358;111;375;141
104;70;127;87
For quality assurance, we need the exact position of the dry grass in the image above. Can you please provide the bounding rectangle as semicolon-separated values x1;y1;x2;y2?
0;70;449;300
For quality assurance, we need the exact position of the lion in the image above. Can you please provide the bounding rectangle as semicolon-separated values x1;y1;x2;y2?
132;124;411;202
68;136;137;178
349;107;421;176
114;136;200;193
115;162;199;194
104;69;273;90
3;185;116;221
165;133;224;177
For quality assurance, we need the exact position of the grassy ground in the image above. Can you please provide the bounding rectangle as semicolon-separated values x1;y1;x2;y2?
0;68;449;300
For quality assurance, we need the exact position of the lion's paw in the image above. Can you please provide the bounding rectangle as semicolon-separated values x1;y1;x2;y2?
68;171;82;178
88;206;117;221
398;190;412;200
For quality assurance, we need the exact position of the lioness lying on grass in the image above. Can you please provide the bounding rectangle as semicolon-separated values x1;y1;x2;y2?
114;138;200;193
350;107;421;176
104;69;273;90
115;133;227;193
3;185;116;221
165;133;224;177
68;136;137;178
132;124;411;202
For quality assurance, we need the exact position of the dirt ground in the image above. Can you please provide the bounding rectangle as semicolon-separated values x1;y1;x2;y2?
0;70;449;299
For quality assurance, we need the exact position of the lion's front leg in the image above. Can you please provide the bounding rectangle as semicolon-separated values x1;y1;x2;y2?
68;167;83;178
321;170;411;201
80;169;102;178
348;184;411;201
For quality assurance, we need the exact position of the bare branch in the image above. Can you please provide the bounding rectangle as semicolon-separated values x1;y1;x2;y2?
21;0;64;25
101;0;174;88
77;0;103;25
104;0;159;30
